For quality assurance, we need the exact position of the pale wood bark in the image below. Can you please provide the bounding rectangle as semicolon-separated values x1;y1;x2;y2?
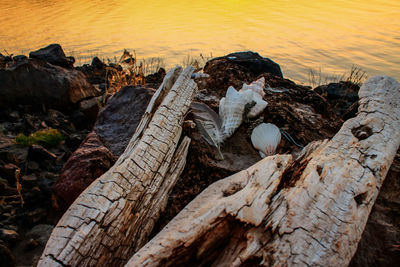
38;66;197;266
126;76;400;267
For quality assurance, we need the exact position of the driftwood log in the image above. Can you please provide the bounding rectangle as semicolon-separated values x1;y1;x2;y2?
38;66;198;266
126;76;400;267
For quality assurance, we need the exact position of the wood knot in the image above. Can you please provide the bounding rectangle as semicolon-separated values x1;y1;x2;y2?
351;125;373;140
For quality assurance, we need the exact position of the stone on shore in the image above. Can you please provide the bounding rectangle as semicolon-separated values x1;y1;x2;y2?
94;85;155;157
0;59;100;110
29;44;75;69
52;131;116;209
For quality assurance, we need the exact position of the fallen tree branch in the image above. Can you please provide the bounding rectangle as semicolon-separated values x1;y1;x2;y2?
126;76;400;267
38;66;197;266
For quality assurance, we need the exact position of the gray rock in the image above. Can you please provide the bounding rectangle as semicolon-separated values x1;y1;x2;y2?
25;224;54;246
94;86;155;156
204;51;283;78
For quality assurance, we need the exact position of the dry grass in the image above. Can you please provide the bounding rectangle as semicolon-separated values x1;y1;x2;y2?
105;50;165;94
181;53;213;70
308;65;367;88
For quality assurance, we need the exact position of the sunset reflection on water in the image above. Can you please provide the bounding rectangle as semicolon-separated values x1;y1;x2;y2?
1;0;399;83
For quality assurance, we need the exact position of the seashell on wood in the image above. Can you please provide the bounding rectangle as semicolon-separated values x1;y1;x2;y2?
220;86;252;138
251;123;281;158
241;77;265;98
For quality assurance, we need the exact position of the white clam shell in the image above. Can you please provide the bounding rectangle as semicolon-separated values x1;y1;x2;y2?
251;123;281;157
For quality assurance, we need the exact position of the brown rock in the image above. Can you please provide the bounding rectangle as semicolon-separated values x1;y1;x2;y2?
0;163;19;184
52;131;116;209
0;244;15;267
29;44;75;69
0;58;99;110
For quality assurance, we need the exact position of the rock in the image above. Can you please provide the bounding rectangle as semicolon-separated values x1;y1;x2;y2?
24;238;39;251
79;96;102;124
94;85;155;156
0;229;20;246
26;208;47;225
27;161;40;173
202;52;282;96
91;56;106;69
0;145;28;165
0;163;19;184
12;55;28;62
145;67;166;84
27;145;57;171
25;224;54;246
0;59;99;110
314;81;360;118
52;131;116;209
28;145;57;162
29;44;75;69
0;244;15;267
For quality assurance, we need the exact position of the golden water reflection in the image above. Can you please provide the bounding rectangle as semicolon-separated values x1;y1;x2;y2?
0;0;399;83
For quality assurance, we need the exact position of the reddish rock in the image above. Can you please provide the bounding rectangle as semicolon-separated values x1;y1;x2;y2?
52;132;116;209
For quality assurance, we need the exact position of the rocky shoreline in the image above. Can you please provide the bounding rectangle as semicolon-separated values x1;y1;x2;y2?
0;45;398;266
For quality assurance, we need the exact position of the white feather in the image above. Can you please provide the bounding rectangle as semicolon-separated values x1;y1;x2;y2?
251;123;281;157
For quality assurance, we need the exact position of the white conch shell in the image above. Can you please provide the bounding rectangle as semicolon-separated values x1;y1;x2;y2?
241;77;265;98
239;77;268;118
251;123;281;158
246;92;268;118
219;86;253;138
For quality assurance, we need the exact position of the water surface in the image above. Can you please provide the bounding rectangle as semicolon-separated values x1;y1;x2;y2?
1;0;399;84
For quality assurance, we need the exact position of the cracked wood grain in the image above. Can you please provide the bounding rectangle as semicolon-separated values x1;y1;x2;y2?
125;76;400;267
38;66;197;267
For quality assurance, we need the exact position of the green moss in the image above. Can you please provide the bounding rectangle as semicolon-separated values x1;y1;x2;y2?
15;128;64;147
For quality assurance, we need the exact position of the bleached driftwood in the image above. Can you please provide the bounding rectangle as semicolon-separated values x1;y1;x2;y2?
38;66;197;266
126;76;400;267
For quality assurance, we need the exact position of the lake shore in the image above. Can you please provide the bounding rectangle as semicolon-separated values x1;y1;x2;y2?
0;44;399;266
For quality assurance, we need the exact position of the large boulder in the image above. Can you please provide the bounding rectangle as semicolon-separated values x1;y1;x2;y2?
52;132;116;209
29;44;75;69
202;52;283;96
94;85;155;156
0;59;99;110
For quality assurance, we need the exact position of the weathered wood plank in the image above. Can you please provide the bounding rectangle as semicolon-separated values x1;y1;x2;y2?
126;76;400;267
38;66;197;267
